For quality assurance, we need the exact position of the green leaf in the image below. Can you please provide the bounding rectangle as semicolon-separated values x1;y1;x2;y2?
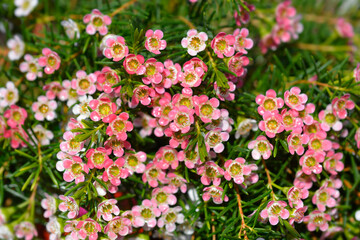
214;69;230;89
283;220;301;238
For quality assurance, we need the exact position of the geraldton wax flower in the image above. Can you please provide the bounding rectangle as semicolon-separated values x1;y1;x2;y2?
260;200;289;225
71;70;97;96
193;95;221;123
248;135;273;160
103;35;129;61
96;67;121;93
284;87;308;111
106;113;134;141
202;185;229;204
4;105;27;128
104;216;132;239
304;210;331;232
233;28;253;54
97;199;120;221
83;9;111;35
124;54;146;75
59;131;84;155
299;150;325;175
7;35;24;61
211;32;235;58
145;29;167;54
181;29;208;56
255;89;284;115
86;147;112;169
59;195;79;219
157;207;185;232
151;186;177;212
142;162;166;188
102;158;129;186
77;218;102;240
20;54;43;81
331;94;355;119
224;157;252;184
32;95;57;121
0;81;19;107
132;199;161;228
258;111;284;138
197;161;224;186
56;154;89;184
38;48;61;74
89;96;117;122
14;221;38;240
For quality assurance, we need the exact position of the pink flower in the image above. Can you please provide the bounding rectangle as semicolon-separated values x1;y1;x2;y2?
96;67;121;93
281;109;303;132
64;220;80;240
181;29;208;56
142;162;166;188
275;0;296;25
103;35;128;61
284;87;308;111
122;151;147;174
318;105;343;131
323;151;344;175
97;199;120;221
312;185;338;212
356;128;360;149
179;63;204;88
152;94;173;126
258;111;284;138
83;9;111;35
14;221;38;240
287;186;309;208
178;148;201;169
71;70;97;96
168;106;195;133
166;173;187;194
56;154;89;184
228;52;249;77
59;131;84;155
130;85;156;108
157;207;184;232
206;109;234;132
172;87;194;108
4;105;27;128
214;81;236;101
102;158;129;186
193;95;221;123
151;186;177;212
260;200;289;225
41;193;57;218
287;129;309;155
106;113;133;141
197;161;224;186
86;147;112;169
61;80;78;106
299;150;325;175
233;2;255;26
298;103;315;125
248;135;273;160
132;199;161;228
304;120;326;137
202;186;229;204
0;81;19;107
123;54;146;75
331;94;355;119
145;29;167;54
293;170;316;190
77;218;102;240
211;32;235;58
271;24;292;44
163;60;182;85
224;157;252;184
233;28;253;54
43;81;66;100
308;132;332;152
38;48;61;74
4;127;28;149
104;217;132;239
93;175;118;196
154;146;179;170
336;18;354;38
304;210;331;231
184;57;208;76
89;96;117;122
59;195;79;219
20;54;42;81
32;95;57;121
205;128;229;153
354;63;360;82
255;89;284;115
289;206;307;225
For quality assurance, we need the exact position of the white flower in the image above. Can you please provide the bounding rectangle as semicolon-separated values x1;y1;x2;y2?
181;29;208;56
32;124;54;145
46;217;61;240
0;225;13;240
14;0;38;17
235;118;258;139
72;95;93;121
0;81;19;107
61;19;80;39
6;35;24;61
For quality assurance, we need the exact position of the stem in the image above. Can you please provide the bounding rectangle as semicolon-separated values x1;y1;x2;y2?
234;185;251;239
261;158;276;201
110;0;138;17
286;79;352;92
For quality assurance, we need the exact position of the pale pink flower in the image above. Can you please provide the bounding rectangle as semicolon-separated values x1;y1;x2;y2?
312;185;337;212
43;81;66;100
83;9;111;35
202;185;229;204
133;113;157;138
248;135;273;160
3;127;28;148
142;162;166;188
275;0;296;25
96;67;121;93
179;63;204;88
280;109;303;132
132;199;161;228
86;147;112;169
20;54;42;81
77;218;102;240
289;206;307;225
104;217;132;239
61;80;78;106
287;186;309;208
258;111;284;138
233;28;253;54
72;95;93;121
130;85;156;108
287;129;309;155
336;18;354;38
303;120;326;137
89;96;117;122
93;175;118;196
214;81;236;101
106;113;133;141
298;103;315;125
293;170;316;190
56;154;89;184
7;35;25;61
32;95;57;121
166;173;187;194
151;186;177;212
102;158;129;186
61;19;80;39
205;128;229;153
123;54;146;75
197;161;224;186
59;195;79;219
38;48;61;74
323;151;344;175
271;24;292;44
14;221;38;240
356;128;360;149
103;35;128;61
154;146;179;170
97;199;120;221
299;150;325;175
260;201;289;225
193;95;221;123
224;157;252;184
228;52;249;77
320;226;343;240
145;29;167;54
184;57;208;76
178;148;201;169
308;132;332;152
211;32;235;58
157;207;184;232
206;109;234;133
71;70;97;96
0;116;6;136
255;89;284;115
152;94;173;126
168;106;195;133
0;81;19;107
354;63;360;82
235;118;258;139
41;193;57;218
4;105;27;128
59;131;84;156
163;59;182;85
284;87;308;111
46;217;61;240
319;105;343;132
233;2;255;26
121;151;147;174
64;220;80;240
172;87;194;108
259;33;278;54
181;29;208;56
331;94;355;119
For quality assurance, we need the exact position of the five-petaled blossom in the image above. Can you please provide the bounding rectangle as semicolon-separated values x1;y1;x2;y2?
145;29;167;54
202;185;229;204
260;201;290;225
83;9;111;35
38;48;61;74
59;195;79;219
224;157;252;184
181;29;208;56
